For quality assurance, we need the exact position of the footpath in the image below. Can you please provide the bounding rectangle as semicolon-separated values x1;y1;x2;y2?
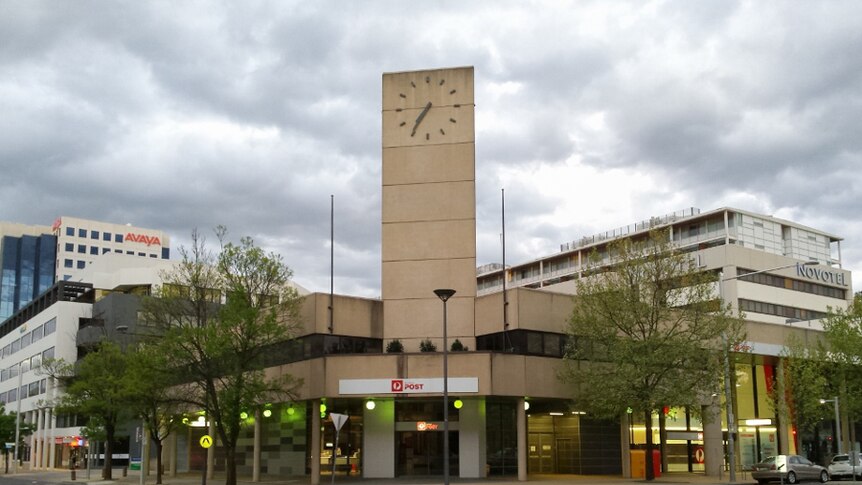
0;468;761;485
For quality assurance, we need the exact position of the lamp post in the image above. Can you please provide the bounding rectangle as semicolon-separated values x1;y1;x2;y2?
718;260;817;482
116;325;146;485
13;361;22;474
819;397;841;454
433;288;455;485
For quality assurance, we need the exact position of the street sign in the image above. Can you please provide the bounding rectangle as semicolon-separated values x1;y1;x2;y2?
4;443;13;449
330;413;348;431
200;435;213;449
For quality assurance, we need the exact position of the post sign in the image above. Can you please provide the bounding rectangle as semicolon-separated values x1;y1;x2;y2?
339;377;478;395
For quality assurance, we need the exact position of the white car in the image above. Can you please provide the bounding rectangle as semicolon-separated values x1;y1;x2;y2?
827;452;862;480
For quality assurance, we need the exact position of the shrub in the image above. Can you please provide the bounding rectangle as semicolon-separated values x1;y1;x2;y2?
386;339;404;353
450;339;468;351
419;339;437;352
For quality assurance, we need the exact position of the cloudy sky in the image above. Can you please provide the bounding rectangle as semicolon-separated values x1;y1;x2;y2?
2;1;860;297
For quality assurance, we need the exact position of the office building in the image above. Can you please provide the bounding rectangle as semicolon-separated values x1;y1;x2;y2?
11;67;856;480
0;222;56;320
51;216;171;282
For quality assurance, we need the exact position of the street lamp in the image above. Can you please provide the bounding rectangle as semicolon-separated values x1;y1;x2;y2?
433;288;455;485
116;325;146;485
819;397;841;454
718;260;818;482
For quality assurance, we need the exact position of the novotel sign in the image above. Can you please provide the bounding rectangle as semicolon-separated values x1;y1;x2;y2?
796;262;847;287
339;378;479;395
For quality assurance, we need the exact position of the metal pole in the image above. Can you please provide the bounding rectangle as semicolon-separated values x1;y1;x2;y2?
443;297;449;485
833;397;842;454
718;272;736;483
13;361;22;474
434;289;455;485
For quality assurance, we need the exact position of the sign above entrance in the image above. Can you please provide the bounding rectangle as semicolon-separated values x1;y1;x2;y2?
339;377;478;395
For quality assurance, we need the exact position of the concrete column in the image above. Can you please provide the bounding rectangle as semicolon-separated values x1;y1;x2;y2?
703;402;723;477
363;399;394;478
253;409;261;482
34;409;43;469
206;421;215;479
311;400;321;485
168;430;178;477
458;398;486;477
517;398;527;482
620;412;631;478
48;409;56;469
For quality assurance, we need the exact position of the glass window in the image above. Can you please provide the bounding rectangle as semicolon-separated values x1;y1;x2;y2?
42;347;55;361
21;360;29;373
21;332;31;347
102;248;111;254
78;228;86;238
28;381;39;396
90;246;99;255
44;318;56;335
150;254;157;258
64;243;74;251
0;369;6;382
31;324;43;342
40;379;47;393
64;259;73;268
7;388;16;402
138;252;145;257
126;251;134;255
66;227;75;236
90;230;99;239
115;234;123;243
77;244;86;253
63;274;71;281
30;353;41;369
114;249;122;253
11;339;20;353
161;247;170;259
103;232;112;241
77;260;86;269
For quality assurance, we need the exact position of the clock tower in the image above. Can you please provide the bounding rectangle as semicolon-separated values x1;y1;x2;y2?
381;66;476;350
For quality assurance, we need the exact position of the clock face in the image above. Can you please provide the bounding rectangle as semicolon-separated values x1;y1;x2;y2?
396;74;461;142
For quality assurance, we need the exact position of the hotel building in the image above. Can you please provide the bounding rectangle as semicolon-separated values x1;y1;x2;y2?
8;67;856;480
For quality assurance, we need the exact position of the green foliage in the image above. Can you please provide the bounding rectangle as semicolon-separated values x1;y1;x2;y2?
141;227;302;485
44;342;132;479
774;335;832;433
450;339;468;351
822;293;862;422
385;339;404;353
0;404;34;455
419;339;437;352
562;229;745;481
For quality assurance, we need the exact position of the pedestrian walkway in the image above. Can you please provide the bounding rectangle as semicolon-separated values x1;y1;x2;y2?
2;468;757;485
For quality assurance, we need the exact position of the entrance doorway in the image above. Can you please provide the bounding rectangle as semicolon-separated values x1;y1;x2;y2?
528;433;555;473
396;430;458;476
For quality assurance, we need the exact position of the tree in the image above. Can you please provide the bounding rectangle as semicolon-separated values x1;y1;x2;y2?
773;335;832;437
142;228;302;485
125;342;187;484
563;229;745;480
0;404;35;473
821;293;862;429
42;341;133;480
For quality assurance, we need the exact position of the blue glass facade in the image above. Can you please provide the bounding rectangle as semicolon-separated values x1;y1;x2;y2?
0;234;56;321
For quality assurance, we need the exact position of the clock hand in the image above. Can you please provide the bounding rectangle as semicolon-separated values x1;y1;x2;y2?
411;101;432;136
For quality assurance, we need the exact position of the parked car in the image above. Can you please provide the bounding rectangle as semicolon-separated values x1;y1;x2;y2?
827;452;862;480
751;455;829;484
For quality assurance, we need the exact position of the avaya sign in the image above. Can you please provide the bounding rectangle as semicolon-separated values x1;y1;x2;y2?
125;233;162;247
339;377;478;395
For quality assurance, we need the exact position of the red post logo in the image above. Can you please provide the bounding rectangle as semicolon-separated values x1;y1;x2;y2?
391;380;403;392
